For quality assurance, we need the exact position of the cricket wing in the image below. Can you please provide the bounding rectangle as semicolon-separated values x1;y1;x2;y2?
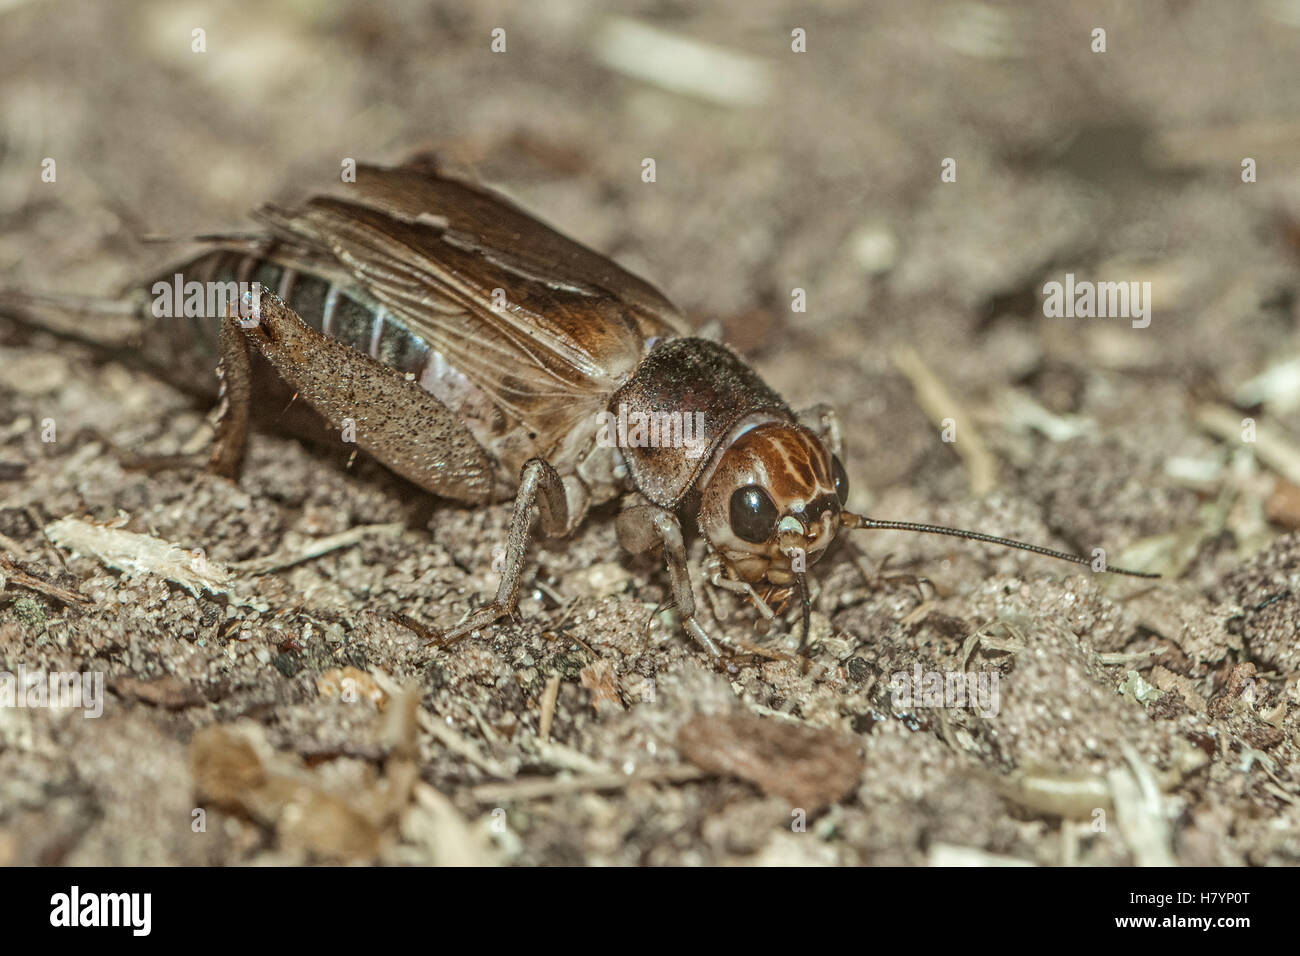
254;162;687;451
340;158;690;342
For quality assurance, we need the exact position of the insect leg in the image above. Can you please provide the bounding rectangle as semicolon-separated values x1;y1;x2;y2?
76;311;249;478
703;551;776;621
233;290;494;503
432;457;570;647
694;319;725;342
796;403;842;457
616;504;720;656
208;309;254;479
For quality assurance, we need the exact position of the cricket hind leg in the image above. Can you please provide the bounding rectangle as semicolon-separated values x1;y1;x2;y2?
207;309;254;478
231;290;495;502
0;287;239;474
99;306;254;477
227;293;582;645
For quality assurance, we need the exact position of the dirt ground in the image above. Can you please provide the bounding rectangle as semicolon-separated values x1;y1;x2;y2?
1;0;1299;866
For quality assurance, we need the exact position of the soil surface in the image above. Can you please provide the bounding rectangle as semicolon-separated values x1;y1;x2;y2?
1;0;1299;865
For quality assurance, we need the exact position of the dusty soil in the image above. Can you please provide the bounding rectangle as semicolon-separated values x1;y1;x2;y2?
1;0;1299;865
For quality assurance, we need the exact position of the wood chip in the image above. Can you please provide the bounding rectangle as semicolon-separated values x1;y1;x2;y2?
1196;403;1300;485
110;675;203;710
579;659;624;714
1265;477;1300;529
191;724;389;861
0;554;91;606
928;843;1036;866
44;514;264;609
591;16;772;107
316;667;389;709
537;673;562;742
676;711;864;810
1108;745;1175;867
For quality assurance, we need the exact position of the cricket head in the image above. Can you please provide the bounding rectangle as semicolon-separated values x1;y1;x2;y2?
695;416;1161;652
698;422;848;596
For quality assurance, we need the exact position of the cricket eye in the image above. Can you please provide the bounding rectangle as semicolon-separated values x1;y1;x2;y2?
730;485;778;543
832;455;849;505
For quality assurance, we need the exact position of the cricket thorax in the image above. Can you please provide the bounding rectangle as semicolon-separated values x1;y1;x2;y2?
608;337;792;508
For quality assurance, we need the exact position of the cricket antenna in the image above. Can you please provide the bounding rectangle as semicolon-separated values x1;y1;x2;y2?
840;513;1159;579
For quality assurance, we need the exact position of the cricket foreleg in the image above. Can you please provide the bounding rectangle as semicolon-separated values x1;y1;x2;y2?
616;504;720;656
850;546;933;603
703;551;776;621
431;457;570;648
797;403;843;458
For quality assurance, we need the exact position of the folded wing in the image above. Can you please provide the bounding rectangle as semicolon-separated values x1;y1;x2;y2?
254;160;689;452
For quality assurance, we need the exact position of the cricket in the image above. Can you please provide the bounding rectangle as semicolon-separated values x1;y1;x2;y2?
5;0;1295;882
1;157;1156;657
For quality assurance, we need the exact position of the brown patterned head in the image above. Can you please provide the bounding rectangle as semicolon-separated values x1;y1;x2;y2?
697;422;848;586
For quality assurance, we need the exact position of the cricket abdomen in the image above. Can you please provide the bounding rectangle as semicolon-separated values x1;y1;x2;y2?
142;248;506;478
144;247;498;432
147;248;423;374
